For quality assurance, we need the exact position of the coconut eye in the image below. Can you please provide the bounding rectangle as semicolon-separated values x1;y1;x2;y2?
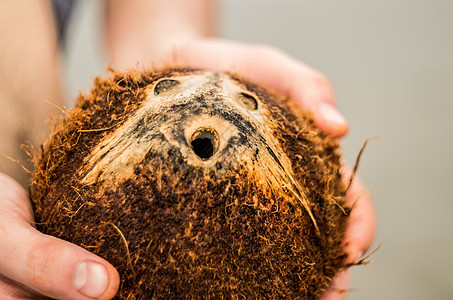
154;79;180;95
237;92;258;111
190;128;219;160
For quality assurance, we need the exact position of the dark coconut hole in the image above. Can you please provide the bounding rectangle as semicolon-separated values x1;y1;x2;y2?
238;92;258;110
154;79;180;95
190;128;219;160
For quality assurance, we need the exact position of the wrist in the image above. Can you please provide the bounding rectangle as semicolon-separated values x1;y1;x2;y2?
108;34;200;71
105;0;215;71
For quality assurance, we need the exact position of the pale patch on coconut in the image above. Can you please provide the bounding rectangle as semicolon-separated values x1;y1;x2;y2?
78;71;318;232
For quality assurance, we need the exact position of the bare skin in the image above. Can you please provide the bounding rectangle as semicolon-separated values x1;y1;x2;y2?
0;0;374;299
0;0;64;187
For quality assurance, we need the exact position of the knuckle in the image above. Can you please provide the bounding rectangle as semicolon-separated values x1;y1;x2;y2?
26;240;64;291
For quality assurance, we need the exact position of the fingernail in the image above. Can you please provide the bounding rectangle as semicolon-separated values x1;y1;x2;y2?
74;261;108;298
318;103;347;126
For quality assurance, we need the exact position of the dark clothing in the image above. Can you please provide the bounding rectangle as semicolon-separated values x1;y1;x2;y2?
51;0;76;42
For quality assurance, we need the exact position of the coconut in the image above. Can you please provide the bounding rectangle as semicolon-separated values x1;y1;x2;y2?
30;67;350;299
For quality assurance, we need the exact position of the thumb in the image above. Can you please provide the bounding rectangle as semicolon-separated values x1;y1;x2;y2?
0;173;120;300
0;224;120;300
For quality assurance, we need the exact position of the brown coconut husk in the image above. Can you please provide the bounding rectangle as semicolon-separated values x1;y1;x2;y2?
30;67;350;299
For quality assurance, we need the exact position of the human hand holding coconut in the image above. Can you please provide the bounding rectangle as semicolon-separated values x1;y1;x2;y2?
0;1;374;299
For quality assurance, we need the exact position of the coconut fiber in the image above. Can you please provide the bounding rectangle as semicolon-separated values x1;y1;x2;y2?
30;67;351;299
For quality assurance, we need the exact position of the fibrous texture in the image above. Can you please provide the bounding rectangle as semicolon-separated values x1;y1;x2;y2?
31;68;350;299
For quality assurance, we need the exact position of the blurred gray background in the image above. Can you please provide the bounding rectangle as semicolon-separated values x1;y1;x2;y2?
64;1;453;299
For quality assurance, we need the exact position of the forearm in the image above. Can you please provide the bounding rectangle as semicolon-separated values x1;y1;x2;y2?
0;0;64;186
106;0;215;70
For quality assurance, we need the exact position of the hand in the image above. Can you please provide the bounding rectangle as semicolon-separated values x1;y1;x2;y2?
0;173;120;300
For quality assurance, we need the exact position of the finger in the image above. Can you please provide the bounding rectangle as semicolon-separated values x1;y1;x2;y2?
0;174;120;300
321;270;349;300
0;173;34;224
0;223;120;300
176;38;349;137
342;166;376;264
0;273;44;300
